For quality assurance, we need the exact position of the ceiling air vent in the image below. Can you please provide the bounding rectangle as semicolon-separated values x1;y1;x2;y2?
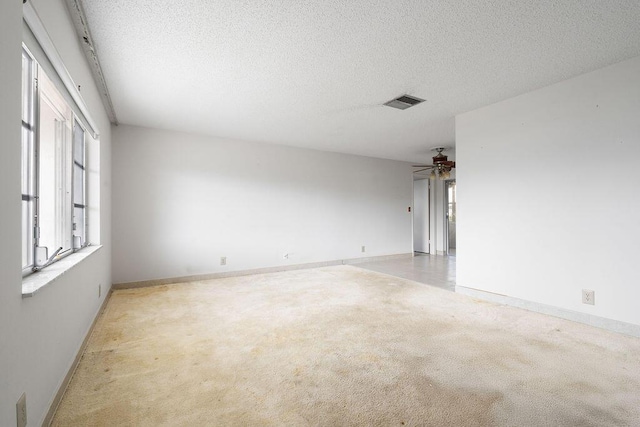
384;94;425;110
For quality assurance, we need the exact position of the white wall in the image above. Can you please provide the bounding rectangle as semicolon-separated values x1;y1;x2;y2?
456;56;640;326
112;125;413;284
0;0;112;425
413;179;429;253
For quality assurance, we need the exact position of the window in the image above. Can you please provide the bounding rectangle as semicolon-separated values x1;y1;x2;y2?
21;47;89;274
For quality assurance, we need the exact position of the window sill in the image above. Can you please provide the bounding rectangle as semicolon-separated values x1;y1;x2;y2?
22;245;103;298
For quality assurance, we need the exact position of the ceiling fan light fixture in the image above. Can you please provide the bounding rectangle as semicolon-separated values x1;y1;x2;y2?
413;146;455;180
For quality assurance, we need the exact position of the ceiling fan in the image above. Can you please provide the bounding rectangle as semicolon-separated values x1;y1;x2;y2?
413;147;455;180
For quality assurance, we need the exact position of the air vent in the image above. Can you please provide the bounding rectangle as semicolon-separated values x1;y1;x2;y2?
384;94;425;110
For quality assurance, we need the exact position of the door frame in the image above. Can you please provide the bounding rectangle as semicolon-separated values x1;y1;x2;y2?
412;177;431;255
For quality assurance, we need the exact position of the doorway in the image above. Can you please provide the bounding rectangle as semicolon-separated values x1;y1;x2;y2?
444;180;456;256
413;178;430;254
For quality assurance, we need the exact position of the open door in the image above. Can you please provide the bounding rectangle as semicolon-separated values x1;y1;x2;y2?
413;178;430;254
445;180;456;256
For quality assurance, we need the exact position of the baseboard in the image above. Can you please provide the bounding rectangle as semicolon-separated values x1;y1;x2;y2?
456;285;640;338
42;289;112;427
113;253;413;290
344;253;412;265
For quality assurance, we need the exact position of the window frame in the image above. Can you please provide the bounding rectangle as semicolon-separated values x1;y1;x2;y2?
21;45;90;277
72;117;89;251
21;48;36;274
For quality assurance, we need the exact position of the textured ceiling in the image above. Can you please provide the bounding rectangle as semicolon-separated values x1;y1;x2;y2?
81;0;640;162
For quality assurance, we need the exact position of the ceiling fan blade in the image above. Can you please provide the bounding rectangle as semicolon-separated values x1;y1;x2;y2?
413;168;433;173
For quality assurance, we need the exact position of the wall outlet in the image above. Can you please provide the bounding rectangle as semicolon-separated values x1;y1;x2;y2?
582;289;595;305
220;256;227;266
16;393;26;427
361;246;366;253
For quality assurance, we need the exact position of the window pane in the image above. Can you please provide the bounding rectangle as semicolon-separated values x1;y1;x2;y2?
73;164;84;206
38;70;73;255
37;100;60;253
73;122;85;208
22;200;33;269
72;121;86;248
22;51;32;124
73;206;86;248
73;121;85;166
22;123;32;196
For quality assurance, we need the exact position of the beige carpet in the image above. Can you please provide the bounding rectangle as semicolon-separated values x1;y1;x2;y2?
53;265;640;426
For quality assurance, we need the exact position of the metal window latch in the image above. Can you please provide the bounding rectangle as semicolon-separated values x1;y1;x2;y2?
33;246;63;272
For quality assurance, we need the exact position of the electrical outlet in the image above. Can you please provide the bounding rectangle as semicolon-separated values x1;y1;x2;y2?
361;246;366;253
220;256;226;266
16;393;26;427
582;289;595;305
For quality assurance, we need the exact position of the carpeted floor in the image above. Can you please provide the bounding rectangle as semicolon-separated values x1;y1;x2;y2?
52;265;640;426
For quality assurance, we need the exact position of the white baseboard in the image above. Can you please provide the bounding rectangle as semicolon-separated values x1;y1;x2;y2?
456;285;640;338
113;253;413;290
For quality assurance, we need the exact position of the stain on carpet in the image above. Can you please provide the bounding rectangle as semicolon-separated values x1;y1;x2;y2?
52;265;640;426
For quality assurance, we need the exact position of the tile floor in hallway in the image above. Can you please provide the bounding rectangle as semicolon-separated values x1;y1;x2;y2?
356;253;456;291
